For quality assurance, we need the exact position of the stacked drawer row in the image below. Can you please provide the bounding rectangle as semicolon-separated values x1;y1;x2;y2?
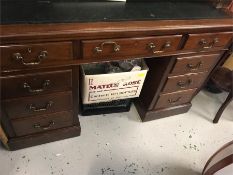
0;42;80;144
154;53;221;109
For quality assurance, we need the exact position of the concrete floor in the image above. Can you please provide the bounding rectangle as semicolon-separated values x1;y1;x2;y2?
0;90;233;175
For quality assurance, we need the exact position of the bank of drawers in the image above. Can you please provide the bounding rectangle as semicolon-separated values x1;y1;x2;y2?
1;70;75;137
154;53;221;110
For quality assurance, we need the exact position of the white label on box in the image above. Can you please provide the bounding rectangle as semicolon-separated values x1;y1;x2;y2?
88;83;139;102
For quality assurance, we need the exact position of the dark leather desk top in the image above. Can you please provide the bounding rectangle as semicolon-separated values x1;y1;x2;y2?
1;1;231;25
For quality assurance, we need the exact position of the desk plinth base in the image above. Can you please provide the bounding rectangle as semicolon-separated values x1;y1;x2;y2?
6;125;81;151
135;102;192;122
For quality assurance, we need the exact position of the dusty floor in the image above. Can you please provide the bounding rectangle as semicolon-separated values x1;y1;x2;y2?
0;90;233;175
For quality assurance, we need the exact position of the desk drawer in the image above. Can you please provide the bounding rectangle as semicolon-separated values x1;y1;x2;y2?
154;89;196;109
11;111;74;137
171;53;221;75
183;32;232;52
162;72;207;93
1;42;73;70
82;35;182;59
1;70;72;99
3;92;73;120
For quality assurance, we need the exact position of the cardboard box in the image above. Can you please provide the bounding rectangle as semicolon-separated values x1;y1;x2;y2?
81;60;148;104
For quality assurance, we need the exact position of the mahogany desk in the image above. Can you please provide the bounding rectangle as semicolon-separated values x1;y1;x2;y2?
0;2;232;150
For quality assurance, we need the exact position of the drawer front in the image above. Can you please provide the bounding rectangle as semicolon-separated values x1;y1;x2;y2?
171;53;221;75
162;72;207;93
1;70;72;99
183;32;232;52
82;35;182;59
11;111;74;137
154;89;196;109
1;42;73;70
3;92;73;119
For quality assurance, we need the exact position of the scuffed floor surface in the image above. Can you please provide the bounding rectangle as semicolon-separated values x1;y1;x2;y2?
0;90;233;175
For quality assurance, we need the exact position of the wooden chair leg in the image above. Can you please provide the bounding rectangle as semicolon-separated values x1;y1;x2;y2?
213;91;233;123
0;125;9;150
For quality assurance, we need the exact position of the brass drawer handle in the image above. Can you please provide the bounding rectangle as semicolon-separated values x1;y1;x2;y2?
148;41;171;54
94;41;120;53
177;79;192;88
199;38;219;49
23;80;51;93
187;61;203;70
28;101;53;112
34;121;55;130
168;97;181;104
13;50;48;66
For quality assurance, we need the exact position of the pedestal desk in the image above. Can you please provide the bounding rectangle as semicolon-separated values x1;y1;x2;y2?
0;1;232;150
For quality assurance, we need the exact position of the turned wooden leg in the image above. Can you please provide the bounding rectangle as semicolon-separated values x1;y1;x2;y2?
213;91;233;123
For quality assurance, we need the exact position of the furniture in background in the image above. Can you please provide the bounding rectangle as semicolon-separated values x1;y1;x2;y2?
211;68;233;123
227;1;233;12
0;2;233;150
223;53;233;70
202;140;233;175
0;125;9;149
211;0;233;12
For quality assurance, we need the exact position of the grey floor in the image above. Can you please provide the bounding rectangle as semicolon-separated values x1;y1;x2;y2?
0;90;233;175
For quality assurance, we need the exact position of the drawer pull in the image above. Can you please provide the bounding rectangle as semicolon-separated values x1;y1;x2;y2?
34;121;55;130
23;80;51;93
187;61;203;70
94;41;120;53
13;50;48;66
148;41;171;54
199;38;219;49
177;79;192;88
29;101;53;112
168;97;181;104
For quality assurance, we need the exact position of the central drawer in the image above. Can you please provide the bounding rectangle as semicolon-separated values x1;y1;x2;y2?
1;70;72;99
11;111;74;137
82;35;182;59
3;91;73;119
162;72;207;93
